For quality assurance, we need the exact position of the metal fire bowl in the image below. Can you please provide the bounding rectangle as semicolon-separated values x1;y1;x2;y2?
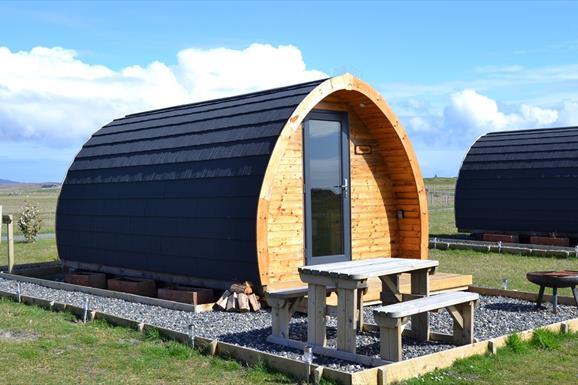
526;271;578;288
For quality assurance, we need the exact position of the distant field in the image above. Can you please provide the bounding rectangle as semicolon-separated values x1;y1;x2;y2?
424;177;461;237
0;185;59;235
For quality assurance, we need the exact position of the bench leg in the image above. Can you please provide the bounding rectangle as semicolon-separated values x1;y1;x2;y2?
375;316;407;362
449;301;474;345
380;274;402;305
411;270;430;341
308;284;327;346
268;297;299;339
337;288;357;352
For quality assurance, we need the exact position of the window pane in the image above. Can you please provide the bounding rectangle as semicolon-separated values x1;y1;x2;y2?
308;119;344;257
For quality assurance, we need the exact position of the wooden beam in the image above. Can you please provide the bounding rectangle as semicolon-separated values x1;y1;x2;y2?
6;215;14;274
267;335;390;368
336;288;357;352
308;284;327;346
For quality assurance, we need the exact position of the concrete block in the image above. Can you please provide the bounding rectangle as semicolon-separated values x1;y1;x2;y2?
483;234;519;243
64;272;107;289
157;287;214;305
107;277;156;297
529;236;569;247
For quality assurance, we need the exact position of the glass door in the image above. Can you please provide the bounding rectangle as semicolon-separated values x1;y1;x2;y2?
303;110;351;265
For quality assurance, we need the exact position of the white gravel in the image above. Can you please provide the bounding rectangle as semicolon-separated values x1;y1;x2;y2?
0;277;576;372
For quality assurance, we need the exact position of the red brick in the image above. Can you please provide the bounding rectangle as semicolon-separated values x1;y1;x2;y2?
157;287;214;305
482;234;519;243
64;272;107;289
107;277;156;297
529;236;570;247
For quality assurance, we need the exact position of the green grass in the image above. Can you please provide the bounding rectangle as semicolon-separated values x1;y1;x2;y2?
431;248;578;295
424;177;462;237
0;298;318;385
0;185;59;235
402;330;578;385
429;208;460;237
1;239;58;267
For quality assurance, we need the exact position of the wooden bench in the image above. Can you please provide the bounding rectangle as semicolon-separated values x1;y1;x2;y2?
265;286;336;339
373;291;479;361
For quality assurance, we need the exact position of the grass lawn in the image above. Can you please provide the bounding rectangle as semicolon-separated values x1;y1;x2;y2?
1;239;58;267
0;298;310;385
431;248;578;296
402;329;578;385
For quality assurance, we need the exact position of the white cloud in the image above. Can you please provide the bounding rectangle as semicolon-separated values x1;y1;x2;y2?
557;101;578;126
0;44;326;146
408;116;433;132
442;89;558;135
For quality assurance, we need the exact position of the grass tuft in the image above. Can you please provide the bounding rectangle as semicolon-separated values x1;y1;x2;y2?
142;327;161;341
530;328;561;350
505;333;528;353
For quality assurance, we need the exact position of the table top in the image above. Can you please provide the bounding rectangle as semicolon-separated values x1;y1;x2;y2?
299;257;438;281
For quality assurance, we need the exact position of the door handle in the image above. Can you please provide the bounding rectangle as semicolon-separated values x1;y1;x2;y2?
334;178;349;198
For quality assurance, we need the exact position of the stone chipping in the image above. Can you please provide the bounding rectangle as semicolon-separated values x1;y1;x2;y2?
0;276;576;372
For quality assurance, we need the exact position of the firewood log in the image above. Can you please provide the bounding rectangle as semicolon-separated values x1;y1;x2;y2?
229;281;253;295
226;292;237;311
237;293;250;312
248;293;261;311
215;290;230;310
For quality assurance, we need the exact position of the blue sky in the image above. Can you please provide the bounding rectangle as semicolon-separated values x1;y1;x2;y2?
1;0;578;181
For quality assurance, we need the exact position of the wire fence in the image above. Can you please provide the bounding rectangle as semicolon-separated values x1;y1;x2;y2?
426;189;454;209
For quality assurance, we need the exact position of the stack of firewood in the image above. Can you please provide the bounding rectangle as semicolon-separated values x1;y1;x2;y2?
215;281;261;312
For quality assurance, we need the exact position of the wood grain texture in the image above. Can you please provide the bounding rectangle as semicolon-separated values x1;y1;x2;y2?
257;74;428;289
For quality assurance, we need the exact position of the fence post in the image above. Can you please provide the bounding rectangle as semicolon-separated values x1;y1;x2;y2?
0;205;2;253
7;215;14;273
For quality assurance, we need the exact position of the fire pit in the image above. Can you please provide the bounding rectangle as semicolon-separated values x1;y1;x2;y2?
526;271;578;313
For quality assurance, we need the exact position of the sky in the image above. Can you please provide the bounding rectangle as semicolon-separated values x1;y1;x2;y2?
1;0;578;182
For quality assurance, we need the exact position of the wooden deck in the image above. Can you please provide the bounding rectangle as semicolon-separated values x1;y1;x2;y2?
266;272;473;308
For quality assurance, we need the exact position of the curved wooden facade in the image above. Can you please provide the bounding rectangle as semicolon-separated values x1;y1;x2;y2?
56;74;427;292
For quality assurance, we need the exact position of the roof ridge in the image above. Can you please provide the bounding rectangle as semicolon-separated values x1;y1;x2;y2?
485;126;578;137
121;77;328;120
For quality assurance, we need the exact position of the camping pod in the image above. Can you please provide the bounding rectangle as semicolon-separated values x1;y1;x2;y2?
456;126;578;239
56;74;428;293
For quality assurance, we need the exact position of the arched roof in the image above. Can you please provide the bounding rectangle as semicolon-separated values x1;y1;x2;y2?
456;126;578;235
57;73;427;289
57;78;325;285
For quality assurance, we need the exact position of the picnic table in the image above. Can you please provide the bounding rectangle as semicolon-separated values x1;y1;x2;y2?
298;257;438;353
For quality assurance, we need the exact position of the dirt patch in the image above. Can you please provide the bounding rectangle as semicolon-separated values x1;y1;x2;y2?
0;330;40;342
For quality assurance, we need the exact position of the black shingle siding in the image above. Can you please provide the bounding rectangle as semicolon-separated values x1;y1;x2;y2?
455;126;578;236
56;79;326;285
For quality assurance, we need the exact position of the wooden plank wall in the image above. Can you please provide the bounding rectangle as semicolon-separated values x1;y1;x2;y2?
348;106;400;261
265;91;422;286
333;90;423;259
266;126;305;284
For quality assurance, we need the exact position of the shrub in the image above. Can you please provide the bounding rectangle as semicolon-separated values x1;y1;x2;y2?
18;201;42;242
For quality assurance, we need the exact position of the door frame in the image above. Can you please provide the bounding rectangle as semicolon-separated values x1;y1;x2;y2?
303;110;351;266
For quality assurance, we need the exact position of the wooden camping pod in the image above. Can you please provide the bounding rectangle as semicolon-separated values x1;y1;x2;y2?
456;126;578;239
56;74;428;293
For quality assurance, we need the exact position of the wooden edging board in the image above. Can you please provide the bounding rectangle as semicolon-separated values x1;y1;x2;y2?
0;287;348;384
0;285;577;385
0;272;214;313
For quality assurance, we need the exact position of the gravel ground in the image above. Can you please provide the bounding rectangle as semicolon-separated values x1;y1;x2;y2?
0;276;576;372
